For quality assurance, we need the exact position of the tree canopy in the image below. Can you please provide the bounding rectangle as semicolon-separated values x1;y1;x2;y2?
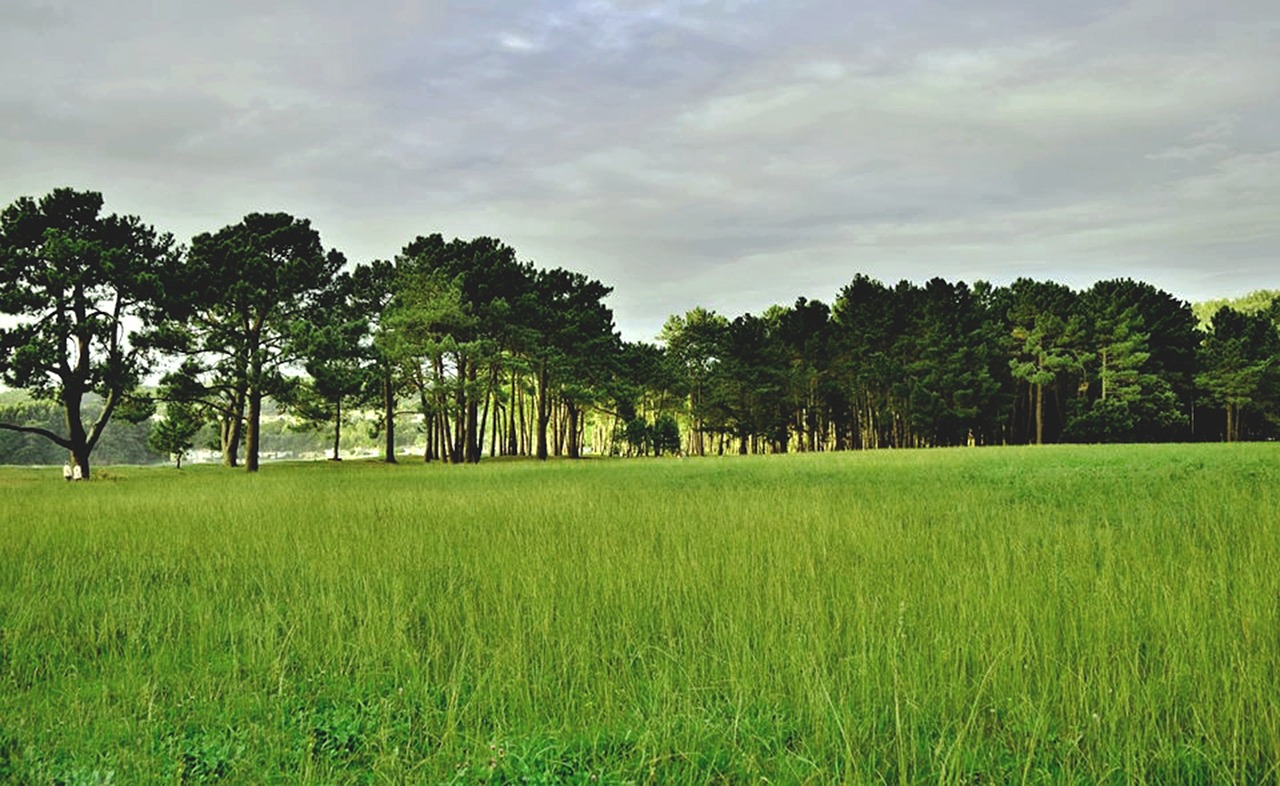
162;212;346;471
3;186;1278;471
0;188;177;476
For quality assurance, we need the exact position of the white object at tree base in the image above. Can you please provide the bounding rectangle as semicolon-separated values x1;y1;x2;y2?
62;463;72;481
72;464;83;481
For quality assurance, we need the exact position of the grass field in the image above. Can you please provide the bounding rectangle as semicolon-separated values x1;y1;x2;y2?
1;445;1278;784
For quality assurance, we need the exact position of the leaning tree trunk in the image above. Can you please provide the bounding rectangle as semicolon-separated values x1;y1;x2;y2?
63;385;92;479
221;417;237;468
222;380;247;467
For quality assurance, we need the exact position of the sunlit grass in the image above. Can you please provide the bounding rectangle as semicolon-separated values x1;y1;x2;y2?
1;445;1278;783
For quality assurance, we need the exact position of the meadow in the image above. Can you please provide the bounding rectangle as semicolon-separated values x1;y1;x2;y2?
0;445;1277;784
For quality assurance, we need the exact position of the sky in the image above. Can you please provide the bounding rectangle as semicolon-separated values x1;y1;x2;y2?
2;0;1278;341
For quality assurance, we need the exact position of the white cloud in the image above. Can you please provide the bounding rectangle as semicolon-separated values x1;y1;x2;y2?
498;32;540;52
2;0;1279;340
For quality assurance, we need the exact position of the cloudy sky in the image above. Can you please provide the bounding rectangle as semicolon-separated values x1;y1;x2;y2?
2;0;1277;340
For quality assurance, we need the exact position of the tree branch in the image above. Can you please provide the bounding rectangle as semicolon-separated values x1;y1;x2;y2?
0;421;72;448
85;386;121;452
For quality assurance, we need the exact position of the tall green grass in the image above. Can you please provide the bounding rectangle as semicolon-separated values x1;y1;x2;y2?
1;445;1278;783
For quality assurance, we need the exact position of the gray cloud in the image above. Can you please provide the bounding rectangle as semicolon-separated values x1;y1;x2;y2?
2;0;1278;340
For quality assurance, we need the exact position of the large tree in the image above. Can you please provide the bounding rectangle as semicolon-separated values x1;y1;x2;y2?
1063;281;1193;442
1006;279;1088;445
702;312;788;454
352;260;403;463
384;256;476;463
659;307;728;455
899;279;1005;447
528;266;619;460
608;340;684;457
1196;307;1280;442
830;275;903;449
387;235;541;463
287;271;373;461
770;297;836;452
0;188;176;477
166;213;345;471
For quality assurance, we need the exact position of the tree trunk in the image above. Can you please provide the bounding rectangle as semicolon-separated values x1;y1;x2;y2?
482;365;500;460
221;413;241;467
536;360;550;461
507;368;520;456
245;387;262;472
331;398;342;460
452;356;465;464
489;399;500;459
418;379;434;462
566;401;581;459
1100;348;1109;401
1035;382;1044;446
382;368;397;463
553;401;565;457
61;381;91;479
70;444;92;480
440;407;455;463
223;380;246;467
465;360;481;463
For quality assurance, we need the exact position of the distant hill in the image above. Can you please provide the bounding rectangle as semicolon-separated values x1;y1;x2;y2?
0;390;416;465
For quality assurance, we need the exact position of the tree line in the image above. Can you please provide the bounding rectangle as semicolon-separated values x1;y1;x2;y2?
1;188;1276;476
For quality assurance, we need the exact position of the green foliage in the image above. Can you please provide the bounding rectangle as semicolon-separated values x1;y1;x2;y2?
651;414;681;455
0;395;161;465
1062;392;1187;443
530;266;620;459
148;402;204;467
167;727;244;782
659;307;728;455
830;274;901;448
165;212;346;471
702;312;789;452
0;448;1277;781
1192;289;1280;329
0;188;177;476
386;234;621;463
3;185;1275;461
622;415;650;456
899;279;1006;446
1195;307;1280;441
614;412;680;456
1063;281;1195;442
285;272;376;461
1007;279;1090;444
